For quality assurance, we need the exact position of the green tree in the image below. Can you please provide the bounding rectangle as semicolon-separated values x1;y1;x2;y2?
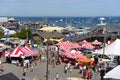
17;28;32;39
34;40;40;45
27;28;32;40
0;27;4;39
10;28;32;39
18;28;27;39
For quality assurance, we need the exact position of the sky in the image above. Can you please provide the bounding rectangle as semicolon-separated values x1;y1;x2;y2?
0;0;120;16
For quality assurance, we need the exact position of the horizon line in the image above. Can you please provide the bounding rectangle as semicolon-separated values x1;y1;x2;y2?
0;15;120;17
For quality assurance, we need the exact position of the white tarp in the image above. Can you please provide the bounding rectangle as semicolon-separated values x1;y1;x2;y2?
104;65;120;79
93;39;120;56
0;26;16;35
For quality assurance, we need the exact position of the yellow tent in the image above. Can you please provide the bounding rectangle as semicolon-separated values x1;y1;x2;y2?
44;38;63;42
38;26;64;31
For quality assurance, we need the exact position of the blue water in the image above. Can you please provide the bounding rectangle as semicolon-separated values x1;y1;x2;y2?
5;16;120;28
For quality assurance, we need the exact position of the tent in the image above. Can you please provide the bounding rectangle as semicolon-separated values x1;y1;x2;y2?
82;42;94;49
6;45;38;58
56;40;81;51
104;65;120;79
64;50;83;59
0;73;20;80
5;46;25;58
38;26;64;32
93;39;120;56
22;45;38;57
76;56;90;63
92;40;102;45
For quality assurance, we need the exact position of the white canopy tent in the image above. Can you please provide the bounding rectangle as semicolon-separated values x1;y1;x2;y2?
93;39;120;56
104;65;120;79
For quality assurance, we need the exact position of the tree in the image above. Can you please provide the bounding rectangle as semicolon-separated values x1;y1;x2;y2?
0;27;4;39
34;40;40;45
27;28;32;40
10;28;32;39
18;28;27;39
18;28;32;39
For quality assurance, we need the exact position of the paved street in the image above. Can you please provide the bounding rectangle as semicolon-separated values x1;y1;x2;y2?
0;58;101;80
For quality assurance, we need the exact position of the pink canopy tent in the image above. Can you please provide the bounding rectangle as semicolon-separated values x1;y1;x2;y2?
92;40;102;45
82;42;94;49
69;43;82;49
56;40;81;50
64;50;83;59
22;45;38;56
80;40;88;44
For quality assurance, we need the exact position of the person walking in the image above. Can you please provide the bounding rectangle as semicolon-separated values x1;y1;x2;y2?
23;67;27;76
64;64;67;74
100;67;105;80
87;70;91;80
30;65;34;72
55;73;59;80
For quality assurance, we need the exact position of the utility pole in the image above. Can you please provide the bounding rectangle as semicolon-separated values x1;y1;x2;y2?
103;27;106;59
46;43;49;80
26;26;28;43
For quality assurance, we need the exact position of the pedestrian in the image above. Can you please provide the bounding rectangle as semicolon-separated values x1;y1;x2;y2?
55;73;59;80
87;71;91;80
69;65;72;73
78;62;83;74
0;60;2;65
26;62;29;68
39;54;42;62
23;67;27;76
64;64;67;73
100;67;105;80
30;65;34;72
83;69;87;79
16;60;19;66
34;59;37;66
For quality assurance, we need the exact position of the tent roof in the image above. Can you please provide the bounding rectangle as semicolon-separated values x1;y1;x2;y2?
39;31;63;39
5;46;25;58
38;26;64;31
22;45;38;56
93;38;120;56
92;40;102;45
104;65;120;79
0;73;20;80
6;45;38;58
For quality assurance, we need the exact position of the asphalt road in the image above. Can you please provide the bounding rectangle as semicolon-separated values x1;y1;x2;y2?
0;59;101;80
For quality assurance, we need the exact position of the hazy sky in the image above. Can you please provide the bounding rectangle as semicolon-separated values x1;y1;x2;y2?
0;0;120;16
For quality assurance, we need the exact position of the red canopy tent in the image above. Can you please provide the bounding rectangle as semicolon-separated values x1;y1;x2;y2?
5;46;25;58
5;45;38;58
